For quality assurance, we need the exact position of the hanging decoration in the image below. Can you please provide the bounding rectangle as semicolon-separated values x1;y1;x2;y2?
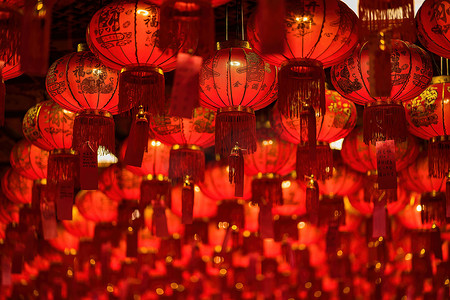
1;168;33;205
0;53;23;126
22;100;77;221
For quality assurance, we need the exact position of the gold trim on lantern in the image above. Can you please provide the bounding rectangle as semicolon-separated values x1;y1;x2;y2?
431;76;450;84
298;141;329;147
76;109;112;119
365;100;402;107
34;178;47;185
143;174;169;182
430;135;450;143
255;173;279;179
171;144;201;151
120;64;163;76
50;149;78;156
77;43;89;52
216;40;251;50
217;106;254;114
280;58;324;71
366;170;378;176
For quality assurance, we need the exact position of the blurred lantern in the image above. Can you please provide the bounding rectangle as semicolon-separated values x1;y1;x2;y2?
88;1;180;116
0;53;22;126
62;206;95;240
247;0;358;156
48;227;79;253
75;190;118;224
199;41;277;195
99;164;142;203
0;4;20;71
416;0;450;59
150;107;215;223
272;178;306;217
1;168;32;205
22;100;77;220
400;154;447;227
45;47;125;189
144;206;183;238
331;40;432;145
171;184;217;220
349;187;410;217
271;89;357;181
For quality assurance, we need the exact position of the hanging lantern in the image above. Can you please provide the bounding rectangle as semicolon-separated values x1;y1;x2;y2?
272;178;306;217
62;206;95;240
171;184;217;220
87;1;180;115
271;89;357;180
99;164;142;203
75;190;118;224
1;168;33;205
48;227;79;254
0;4;20;68
416;0;450;59
247;0;359;120
22;100;77;220
331;40;433;145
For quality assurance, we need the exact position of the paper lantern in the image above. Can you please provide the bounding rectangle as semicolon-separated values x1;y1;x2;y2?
0;5;20;68
331;40;432;145
75;190;118;223
88;1;180;115
416;0;450;59
171;185;217;220
272;89;357;180
62;206;95;239
48;227;79;253
1;168;32;205
10;139;48;181
2;54;22;80
404;76;450;178
99;164;142;202
349;187;409;217
247;0;359;119
272;179;306;217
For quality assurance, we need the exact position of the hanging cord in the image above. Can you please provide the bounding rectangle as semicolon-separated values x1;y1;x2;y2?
225;3;229;41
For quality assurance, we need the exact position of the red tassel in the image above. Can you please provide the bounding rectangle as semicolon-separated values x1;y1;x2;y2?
428;137;450;178
259;204;274;239
446;175;450;218
305;176;319;226
420;192;446;225
140;178;171;209
0;5;20;66
363;102;407;145
359;0;415;42
21;0;54;76
296;143;333;180
255;0;285;54
367;32;392;98
251;176;283;207
182;177;194;224
229;144;244;198
79;142;98;190
126;225;138;258
124;106;149;168
72;110;115;155
278;59;325;118
216;107;257;156
160;0;215;57
0;68;5;127
319;196;346;228
119;66;165;115
169;146;205;183
299;105;317;163
372;198;387;238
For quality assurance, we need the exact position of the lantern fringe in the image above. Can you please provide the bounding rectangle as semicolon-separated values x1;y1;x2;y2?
251;177;283;207
169;146;205;183
182;180;194;224
363;102;407;145
296;143;333;181
124;108;149;168
278;59;325;118
359;0;415;42
306;176;319;226
0;68;5;126
151;206;170;238
119;65;165;115
421;192;446;225
216;108;257;156
140;179;171;209
299;106;317;163
72;111;115;154
228;145;244;198
160;0;215;57
0;6;20;65
428;137;450;178
319;196;346;228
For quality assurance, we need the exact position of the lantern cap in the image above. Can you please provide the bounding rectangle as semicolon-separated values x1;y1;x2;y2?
216;40;251;50
431;76;450;84
77;43;89;52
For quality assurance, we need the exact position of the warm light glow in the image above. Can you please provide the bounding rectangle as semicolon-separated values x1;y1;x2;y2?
170;283;179;289
194;186;200;192
340;0;424;16
190;275;199;283
343;287;350;294
231;225;238;231
66;269;73;277
150;140;162;147
137;9;149;16
297;221;306;229
420;248;426;255
156;288;164;295
107;285;114;293
90;259;96;265
416;204;422;212
262;139;274;146
305;282;312;289
219;268;227;275
97;146;118;167
329;138;344;150
230;61;241;67
282;180;291;189
243;230;250;237
337;250;343;257
235;282;243;290
314;291;322;298
166;256;173;263
405;253;412;261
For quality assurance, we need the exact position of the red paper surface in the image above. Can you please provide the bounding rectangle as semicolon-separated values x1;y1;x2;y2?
41;201;58;240
57;182;74;220
1;256;11;286
376;140;397;190
169;53;202;118
80;143;98;190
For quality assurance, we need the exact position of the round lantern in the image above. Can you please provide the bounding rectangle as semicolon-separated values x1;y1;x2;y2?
22;100;77;220
400;154;447;226
271;89;357;180
87;1;180;115
0;5;20;68
404;76;450;178
10;139;48;181
1;168;32;205
272;178;306;217
199;41;277;159
1;54;22;81
247;0;359;119
48;227;79;253
62;206;95;239
99;164;142;202
349;187;409;217
45;47;126;157
75;190;118;223
416;0;450;59
171;184;217;220
331;39;433;145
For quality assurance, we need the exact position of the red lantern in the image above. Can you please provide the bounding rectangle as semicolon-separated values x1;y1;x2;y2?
1;168;33;205
0;5;20;69
10;139;48;181
22;100;77;220
87;1;180;115
99;164;142;202
349;187;409;217
416;0;450;59
331;40;433;145
62;206;95;240
48;227;79;253
271;89;357;180
45;48;127;160
75;190;118;223
272;179;306;217
171;184;217;220
247;0;359;121
2;54;22;80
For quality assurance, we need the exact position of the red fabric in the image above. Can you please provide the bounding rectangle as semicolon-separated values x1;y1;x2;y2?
150;107;215;148
1;55;22;81
22;100;74;151
271;90;357;144
119;138;171;177
247;0;359;68
341;127;419;173
417;0;450;59
99;164;142;202
404;77;450;140
75;190;118;223
9;139;48;180
331;40;433;105
87;1;179;71
400;154;446;194
317;164;363;197
171;184;217;219
1;169;32;205
199;46;277;110
46;51;127;115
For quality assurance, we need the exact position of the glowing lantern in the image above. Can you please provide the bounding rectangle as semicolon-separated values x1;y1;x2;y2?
272;179;306;217
349;187;409;217
331;40;432;145
48;227;79;253
1;168;32;205
171;185;217;220
75;190;118;223
99;164;142;202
